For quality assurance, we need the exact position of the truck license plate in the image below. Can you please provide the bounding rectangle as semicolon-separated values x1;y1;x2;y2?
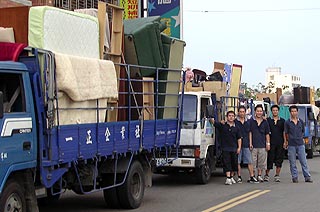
156;158;167;166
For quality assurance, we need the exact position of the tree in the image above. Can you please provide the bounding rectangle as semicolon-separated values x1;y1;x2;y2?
264;81;275;93
282;85;289;91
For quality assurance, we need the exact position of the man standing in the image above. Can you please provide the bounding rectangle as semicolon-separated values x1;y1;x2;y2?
264;105;285;182
235;106;258;183
249;104;270;182
213;111;242;185
284;105;313;183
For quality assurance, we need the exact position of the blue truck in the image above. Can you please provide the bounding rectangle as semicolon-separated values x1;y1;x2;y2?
0;48;183;211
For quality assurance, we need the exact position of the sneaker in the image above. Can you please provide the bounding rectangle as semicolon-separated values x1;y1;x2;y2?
274;175;280;182
225;178;232;185
305;178;313;183
249;176;259;184
231;177;236;184
292;178;299;183
263;175;269;182
237;177;243;184
257;175;264;182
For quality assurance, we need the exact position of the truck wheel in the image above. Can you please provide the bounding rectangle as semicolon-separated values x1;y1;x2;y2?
103;187;121;208
195;155;212;184
117;161;145;209
0;180;26;212
306;149;313;159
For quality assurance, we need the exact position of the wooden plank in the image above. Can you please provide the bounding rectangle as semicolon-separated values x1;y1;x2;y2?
98;1;106;59
142;77;154;120
106;4;124;121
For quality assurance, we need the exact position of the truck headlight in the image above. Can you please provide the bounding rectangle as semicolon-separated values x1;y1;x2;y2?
182;149;194;157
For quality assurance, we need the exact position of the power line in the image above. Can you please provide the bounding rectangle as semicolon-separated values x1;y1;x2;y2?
184;8;320;13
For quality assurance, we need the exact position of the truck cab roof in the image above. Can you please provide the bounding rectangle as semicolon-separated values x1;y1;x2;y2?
0;61;28;72
181;91;213;98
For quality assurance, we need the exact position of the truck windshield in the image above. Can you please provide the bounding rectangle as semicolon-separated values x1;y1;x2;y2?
298;107;306;123
181;94;197;122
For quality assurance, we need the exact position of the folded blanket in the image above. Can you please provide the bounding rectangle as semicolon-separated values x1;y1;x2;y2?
0;42;27;61
54;53;118;101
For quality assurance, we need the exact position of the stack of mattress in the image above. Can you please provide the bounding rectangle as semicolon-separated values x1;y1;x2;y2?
54;53;117;125
28;7;117;125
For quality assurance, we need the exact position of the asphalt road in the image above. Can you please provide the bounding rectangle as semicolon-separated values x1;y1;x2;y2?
39;156;320;212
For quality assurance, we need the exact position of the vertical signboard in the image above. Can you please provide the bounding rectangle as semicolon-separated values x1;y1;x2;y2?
147;0;181;38
120;0;140;19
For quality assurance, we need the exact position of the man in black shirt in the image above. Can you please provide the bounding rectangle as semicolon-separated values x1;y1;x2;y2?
213;111;242;185
264;105;285;182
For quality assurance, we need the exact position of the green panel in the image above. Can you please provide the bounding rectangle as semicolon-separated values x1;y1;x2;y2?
158;35;185;119
124;17;167;77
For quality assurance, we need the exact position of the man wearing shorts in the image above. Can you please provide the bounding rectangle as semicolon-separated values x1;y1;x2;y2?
249;104;270;182
235;106;258;183
213;111;242;185
264;105;285;182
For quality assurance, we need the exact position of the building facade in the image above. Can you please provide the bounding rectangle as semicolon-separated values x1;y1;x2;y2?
265;67;301;93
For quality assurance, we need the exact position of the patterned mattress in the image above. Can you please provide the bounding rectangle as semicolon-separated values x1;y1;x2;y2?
29;6;100;58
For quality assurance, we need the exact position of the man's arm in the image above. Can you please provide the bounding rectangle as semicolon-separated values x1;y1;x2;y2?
237;138;242;154
266;134;270;151
283;121;289;149
249;132;253;150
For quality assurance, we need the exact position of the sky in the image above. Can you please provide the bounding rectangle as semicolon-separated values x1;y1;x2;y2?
182;0;320;88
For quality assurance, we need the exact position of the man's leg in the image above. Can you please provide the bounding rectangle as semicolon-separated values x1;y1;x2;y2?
265;145;275;182
274;145;285;181
288;146;298;182
222;151;233;185
257;148;267;182
251;148;258;176
296;145;312;182
237;149;243;183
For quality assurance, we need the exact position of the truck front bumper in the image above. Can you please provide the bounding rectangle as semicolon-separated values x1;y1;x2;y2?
155;157;204;168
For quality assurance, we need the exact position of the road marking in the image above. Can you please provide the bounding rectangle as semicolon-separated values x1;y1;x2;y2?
214;190;270;212
202;190;262;212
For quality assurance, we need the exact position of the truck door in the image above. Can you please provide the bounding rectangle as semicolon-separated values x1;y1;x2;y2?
200;97;214;158
0;73;35;176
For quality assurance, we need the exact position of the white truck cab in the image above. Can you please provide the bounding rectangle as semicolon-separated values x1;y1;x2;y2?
155;91;216;184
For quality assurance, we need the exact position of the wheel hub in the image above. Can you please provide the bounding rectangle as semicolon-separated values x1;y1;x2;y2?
131;173;142;199
5;193;22;212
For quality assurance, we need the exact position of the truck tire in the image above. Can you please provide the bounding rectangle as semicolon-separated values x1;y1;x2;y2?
103;187;121;208
117;161;145;209
195;155;212;184
0;180;26;212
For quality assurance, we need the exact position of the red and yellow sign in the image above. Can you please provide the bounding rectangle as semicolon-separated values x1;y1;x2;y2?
120;0;139;19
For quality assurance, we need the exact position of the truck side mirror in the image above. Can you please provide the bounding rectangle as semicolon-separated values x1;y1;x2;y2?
206;105;215;118
308;111;315;120
0;91;3;118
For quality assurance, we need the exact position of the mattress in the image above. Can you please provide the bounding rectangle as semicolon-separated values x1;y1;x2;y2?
54;53;118;102
29;6;100;59
55;92;108;125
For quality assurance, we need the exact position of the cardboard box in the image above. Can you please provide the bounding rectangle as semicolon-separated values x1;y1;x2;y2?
256;93;278;104
203;81;227;100
180;82;203;92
